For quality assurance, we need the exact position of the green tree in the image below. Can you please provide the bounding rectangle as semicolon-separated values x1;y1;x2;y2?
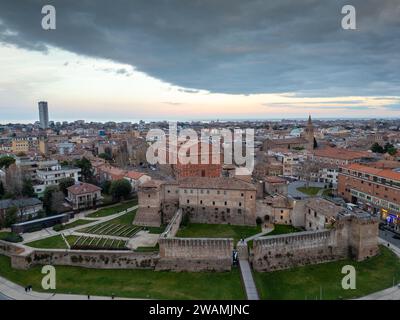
5;206;18;227
74;157;93;182
43;186;59;215
101;180;112;194
21;178;35;197
371;142;384;153
0;181;4;198
0;156;15;169
58;177;75;196
99;153;112;161
387;147;397;156
109;179;132;201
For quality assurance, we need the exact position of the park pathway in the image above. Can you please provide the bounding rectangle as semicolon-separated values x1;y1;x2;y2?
238;259;260;300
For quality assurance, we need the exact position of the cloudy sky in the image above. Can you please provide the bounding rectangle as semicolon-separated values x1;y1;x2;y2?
0;0;399;123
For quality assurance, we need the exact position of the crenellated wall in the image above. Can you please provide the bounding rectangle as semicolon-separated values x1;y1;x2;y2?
252;213;379;272
252;230;341;272
157;237;233;271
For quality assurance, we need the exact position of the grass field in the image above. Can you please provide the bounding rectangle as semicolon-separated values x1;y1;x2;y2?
87;200;137;218
0;231;23;243
254;246;400;300
266;224;302;236
0;255;245;299
296;186;322;196
54;219;95;231
25;235;68;249
78;210;140;238
176;223;261;243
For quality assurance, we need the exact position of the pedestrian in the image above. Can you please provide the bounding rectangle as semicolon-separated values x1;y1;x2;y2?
88;294;90;300
24;286;28;293
111;293;115;300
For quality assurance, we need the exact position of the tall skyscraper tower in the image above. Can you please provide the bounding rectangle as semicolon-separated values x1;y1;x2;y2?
38;101;49;129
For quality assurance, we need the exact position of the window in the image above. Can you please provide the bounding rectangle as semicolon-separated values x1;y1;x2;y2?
239;202;242;207
200;200;203;204
224;201;227;205
187;200;189;204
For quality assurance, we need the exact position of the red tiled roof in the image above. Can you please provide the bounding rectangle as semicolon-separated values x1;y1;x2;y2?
125;171;145;180
67;182;101;195
314;147;372;161
344;163;400;181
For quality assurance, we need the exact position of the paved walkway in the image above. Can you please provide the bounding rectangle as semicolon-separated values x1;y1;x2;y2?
244;227;274;242
239;260;259;300
0;275;130;300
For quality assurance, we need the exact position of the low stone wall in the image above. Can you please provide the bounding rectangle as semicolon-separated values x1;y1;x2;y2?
157;237;233;271
252;230;346;272
0;239;25;257
10;248;158;270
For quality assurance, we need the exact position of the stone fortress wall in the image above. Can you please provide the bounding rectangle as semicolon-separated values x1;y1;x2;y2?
12;249;158;270
157;209;234;271
252;213;379;272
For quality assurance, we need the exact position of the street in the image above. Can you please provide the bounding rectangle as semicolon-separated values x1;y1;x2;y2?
379;228;400;248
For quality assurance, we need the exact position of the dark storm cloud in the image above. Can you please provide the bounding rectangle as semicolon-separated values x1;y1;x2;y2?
0;0;399;95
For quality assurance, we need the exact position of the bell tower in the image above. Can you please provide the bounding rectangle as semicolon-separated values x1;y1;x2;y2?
304;114;315;150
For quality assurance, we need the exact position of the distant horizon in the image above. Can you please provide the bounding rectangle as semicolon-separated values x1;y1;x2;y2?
1;116;400;126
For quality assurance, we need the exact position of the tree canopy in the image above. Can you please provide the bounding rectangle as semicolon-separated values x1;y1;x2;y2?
110;179;132;201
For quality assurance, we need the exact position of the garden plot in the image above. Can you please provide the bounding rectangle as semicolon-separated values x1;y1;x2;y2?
69;235;128;250
78;222;142;238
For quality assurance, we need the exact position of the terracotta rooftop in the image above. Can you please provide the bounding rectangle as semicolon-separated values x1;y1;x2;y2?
178;177;256;191
305;198;342;217
314;147;372;161
67;182;101;195
344;163;400;181
125;171;145;180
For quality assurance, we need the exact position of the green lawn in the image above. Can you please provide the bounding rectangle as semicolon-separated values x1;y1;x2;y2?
297;186;322;196
322;189;334;197
254;246;400;300
0;231;23;243
0;255;245;300
54;219;95;231
266;224;302;236
25;235;68;249
176;223;261;243
87;200;137;218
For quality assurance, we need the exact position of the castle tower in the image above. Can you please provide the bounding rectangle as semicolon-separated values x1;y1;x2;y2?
304;114;315;151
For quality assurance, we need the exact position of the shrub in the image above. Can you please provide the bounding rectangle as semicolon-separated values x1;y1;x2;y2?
3;233;23;243
256;217;263;225
53;224;64;232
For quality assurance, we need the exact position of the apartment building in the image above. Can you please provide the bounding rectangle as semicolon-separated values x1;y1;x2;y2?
338;163;400;225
